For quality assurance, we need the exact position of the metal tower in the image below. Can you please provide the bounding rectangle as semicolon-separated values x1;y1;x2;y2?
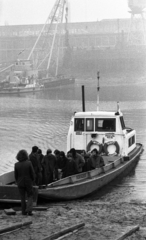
127;0;146;45
27;0;67;77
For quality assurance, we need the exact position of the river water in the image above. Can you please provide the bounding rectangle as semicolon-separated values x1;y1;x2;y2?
0;73;146;203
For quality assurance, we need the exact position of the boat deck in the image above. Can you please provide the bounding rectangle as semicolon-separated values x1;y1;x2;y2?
44;144;143;190
44;155;123;189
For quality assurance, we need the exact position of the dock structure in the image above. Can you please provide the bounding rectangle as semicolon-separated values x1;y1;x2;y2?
0;19;146;76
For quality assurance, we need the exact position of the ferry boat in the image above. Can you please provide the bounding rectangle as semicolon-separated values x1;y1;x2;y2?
0;74;143;202
38;110;143;200
38;75;143;200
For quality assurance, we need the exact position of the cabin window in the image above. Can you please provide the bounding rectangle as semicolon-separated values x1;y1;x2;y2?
74;118;84;131
128;135;135;147
86;118;94;131
120;116;126;129
95;118;116;132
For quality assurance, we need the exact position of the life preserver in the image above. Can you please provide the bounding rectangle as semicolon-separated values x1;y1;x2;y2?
86;140;103;154
103;141;120;155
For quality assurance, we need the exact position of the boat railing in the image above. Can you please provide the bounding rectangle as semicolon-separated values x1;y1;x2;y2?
48;156;124;187
103;163;114;172
112;158;122;167
83;132;125;136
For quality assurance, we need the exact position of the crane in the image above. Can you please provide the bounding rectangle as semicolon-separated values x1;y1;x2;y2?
0;0;70;82
27;0;68;78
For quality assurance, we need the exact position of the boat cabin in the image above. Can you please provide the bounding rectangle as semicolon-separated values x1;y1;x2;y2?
14;59;38;78
67;110;136;156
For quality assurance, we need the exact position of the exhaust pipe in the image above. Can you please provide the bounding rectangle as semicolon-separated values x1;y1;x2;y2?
82;85;85;112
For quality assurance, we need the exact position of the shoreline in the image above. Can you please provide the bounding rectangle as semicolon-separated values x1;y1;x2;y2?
1;199;146;240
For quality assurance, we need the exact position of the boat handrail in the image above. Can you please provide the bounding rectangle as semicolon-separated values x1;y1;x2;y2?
47;156;123;187
82;132;126;136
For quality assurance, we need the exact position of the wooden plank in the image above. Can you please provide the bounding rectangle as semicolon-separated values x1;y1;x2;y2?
115;225;140;240
0;221;32;234
32;206;48;211
0;199;21;203
41;223;85;240
4;208;16;215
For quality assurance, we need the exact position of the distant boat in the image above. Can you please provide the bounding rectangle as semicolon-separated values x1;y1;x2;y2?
0;82;44;94
41;75;75;88
0;76;75;94
0;60;75;94
0;1;75;94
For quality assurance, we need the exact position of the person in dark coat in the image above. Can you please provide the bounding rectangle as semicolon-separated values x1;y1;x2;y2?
37;149;44;185
54;150;68;178
59;151;68;178
81;151;93;172
29;146;41;186
54;149;61;179
14;149;35;216
90;148;105;169
70;148;85;173
63;151;77;177
42;149;58;184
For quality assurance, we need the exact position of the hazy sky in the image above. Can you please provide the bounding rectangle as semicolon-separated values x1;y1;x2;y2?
0;0;131;25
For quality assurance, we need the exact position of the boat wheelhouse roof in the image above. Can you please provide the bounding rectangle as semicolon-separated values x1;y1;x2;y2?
74;111;123;117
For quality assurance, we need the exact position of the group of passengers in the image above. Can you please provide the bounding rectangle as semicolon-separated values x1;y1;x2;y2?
28;146;105;186
14;147;105;216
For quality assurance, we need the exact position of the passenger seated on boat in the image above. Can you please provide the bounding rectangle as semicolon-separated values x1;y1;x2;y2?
81;151;93;172
63;151;78;178
69;148;85;173
89;148;105;169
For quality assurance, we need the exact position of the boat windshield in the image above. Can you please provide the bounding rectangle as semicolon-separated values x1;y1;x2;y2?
75;118;84;131
95;118;116;132
74;118;116;132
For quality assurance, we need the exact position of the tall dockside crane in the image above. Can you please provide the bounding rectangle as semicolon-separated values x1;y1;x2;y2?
27;0;68;77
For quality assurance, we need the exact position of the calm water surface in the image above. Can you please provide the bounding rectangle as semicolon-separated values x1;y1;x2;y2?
0;74;146;203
